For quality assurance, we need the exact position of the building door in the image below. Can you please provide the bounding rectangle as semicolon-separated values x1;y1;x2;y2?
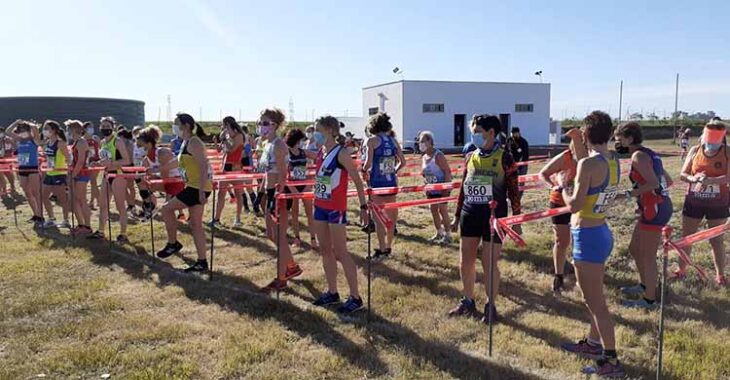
454;114;465;146
499;113;511;132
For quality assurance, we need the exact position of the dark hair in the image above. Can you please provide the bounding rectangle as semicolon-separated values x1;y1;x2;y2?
117;129;133;140
616;122;643;145
316;116;341;137
44;120;67;142
260;108;286;127
511;127;521;133
138;125;162;145
472;114;502;134
83;121;94;129
583;110;614;145
240;124;249;134
223;116;242;135
367;113;392;135
176;113;206;138
285;129;306;148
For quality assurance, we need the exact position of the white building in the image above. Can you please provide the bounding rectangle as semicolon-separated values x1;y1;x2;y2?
361;80;551;149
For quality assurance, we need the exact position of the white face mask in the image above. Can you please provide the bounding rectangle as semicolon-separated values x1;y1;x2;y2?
172;124;181;137
43;130;51;139
86;127;94;135
419;142;428;152
306;132;313;139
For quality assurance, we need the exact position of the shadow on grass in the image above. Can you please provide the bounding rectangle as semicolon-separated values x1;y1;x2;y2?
34;233;545;379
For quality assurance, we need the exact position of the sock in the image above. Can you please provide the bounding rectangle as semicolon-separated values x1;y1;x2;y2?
587;337;602;347
643;297;656;304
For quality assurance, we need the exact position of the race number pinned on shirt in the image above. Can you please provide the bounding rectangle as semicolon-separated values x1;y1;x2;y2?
691;183;720;199
593;186;618;214
314;176;332;200
291;166;307;181
179;168;188;183
464;174;493;204
379;157;396;175
99;148;111;161
18;153;30;166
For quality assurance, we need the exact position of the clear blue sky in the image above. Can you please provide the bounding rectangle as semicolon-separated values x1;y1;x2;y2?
2;0;728;121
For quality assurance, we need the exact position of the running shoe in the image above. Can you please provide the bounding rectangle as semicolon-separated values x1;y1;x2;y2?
126;206;137;220
581;357;626;378
291;237;302;248
621;283;646;296
42;219;57;229
156;241;183;259
312;291;341;306
428;233;442;243
669;269;687;281
284;264;303;280
86;230;105;240
71;225;92;236
360;221;375;234
448;297;477;317
57;220;71;229
336;296;364;314
184;260;208;273
49;195;58;203
116;234;129;244
371;249;391;263
560;339;603;359
310;236;319;250
261;278;288;293
716;274;727;286
480;302;499;324
553;275;565;294
622;298;658;310
439;235;452;245
232;219;243;228
207;219;221;228
176;212;187;222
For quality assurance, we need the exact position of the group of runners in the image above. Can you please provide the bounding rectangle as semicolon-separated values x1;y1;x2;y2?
2;108;728;377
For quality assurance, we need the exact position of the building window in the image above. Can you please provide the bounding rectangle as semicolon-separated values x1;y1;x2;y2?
368;107;379;116
515;104;534;113
423;103;444;113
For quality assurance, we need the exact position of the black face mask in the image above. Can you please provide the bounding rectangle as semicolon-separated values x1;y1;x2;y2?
101;129;113;137
614;141;629;155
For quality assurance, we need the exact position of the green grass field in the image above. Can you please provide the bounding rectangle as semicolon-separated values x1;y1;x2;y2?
1;139;729;379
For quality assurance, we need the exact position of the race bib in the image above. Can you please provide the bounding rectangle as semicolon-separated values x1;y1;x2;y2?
47;157;55;169
18;153;30;166
314;176;332;199
659;176;669;197
99;148;111;161
691;183;720;198
592;186;618;214
424;174;438;184
179;168;188;183
291;166;307;181
464;174;493;204
379;156;396;175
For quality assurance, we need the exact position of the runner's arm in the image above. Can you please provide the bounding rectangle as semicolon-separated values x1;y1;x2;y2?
539;152;566;188
563;158;591;212
339;149;367;207
435;152;452;182
680;146;700;183
453;154;471;219
629;151;660;196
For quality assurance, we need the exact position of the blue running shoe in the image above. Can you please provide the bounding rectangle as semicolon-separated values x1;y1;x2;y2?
336;296;364;314
313;291;341;306
448;297;477;317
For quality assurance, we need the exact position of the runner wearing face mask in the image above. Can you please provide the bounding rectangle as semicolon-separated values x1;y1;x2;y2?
0;127;17;194
40;120;71;228
418;131;452;244
614;122;674;308
676;120;730;285
83;122;101;210
6;120;43;225
448;114;521;323
362;113;406;262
